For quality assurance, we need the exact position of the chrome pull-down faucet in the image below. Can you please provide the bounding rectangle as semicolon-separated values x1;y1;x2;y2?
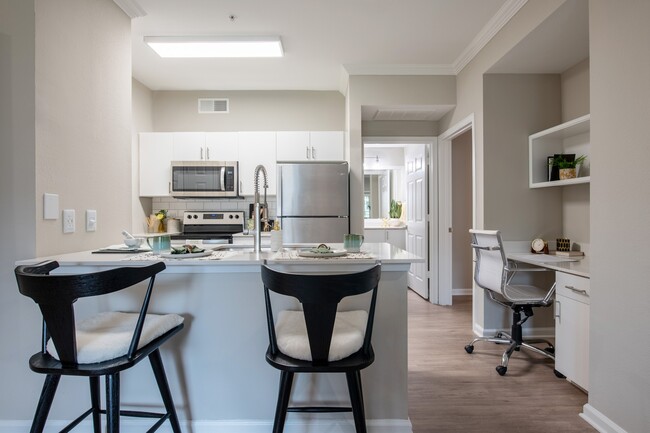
253;165;268;253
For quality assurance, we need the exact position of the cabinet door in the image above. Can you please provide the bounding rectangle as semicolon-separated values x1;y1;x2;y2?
555;294;590;390
310;131;345;161
387;229;406;249
172;132;205;161
238;132;277;196
205;132;238;161
139;133;173;197
276;131;310;161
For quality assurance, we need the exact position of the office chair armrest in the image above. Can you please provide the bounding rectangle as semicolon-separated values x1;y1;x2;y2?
470;243;501;251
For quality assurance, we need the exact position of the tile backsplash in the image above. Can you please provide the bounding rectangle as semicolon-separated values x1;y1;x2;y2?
152;196;277;221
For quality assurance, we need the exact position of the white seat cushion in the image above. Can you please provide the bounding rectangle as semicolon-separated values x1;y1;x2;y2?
275;310;368;362
47;311;184;364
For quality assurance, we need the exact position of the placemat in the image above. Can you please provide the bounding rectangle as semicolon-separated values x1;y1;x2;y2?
270;250;375;260
122;251;238;261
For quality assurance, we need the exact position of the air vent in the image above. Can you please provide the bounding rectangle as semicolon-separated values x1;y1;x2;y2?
198;98;229;114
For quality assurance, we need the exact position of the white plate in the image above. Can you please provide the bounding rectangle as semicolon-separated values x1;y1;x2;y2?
159;251;212;259
297;249;347;258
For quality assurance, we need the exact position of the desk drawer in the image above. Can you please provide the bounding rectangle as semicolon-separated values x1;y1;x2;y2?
556;272;590;304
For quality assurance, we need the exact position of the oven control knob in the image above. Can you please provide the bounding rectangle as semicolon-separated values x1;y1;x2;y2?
235;214;240;219
186;215;192;219
229;214;233;219
193;214;198;219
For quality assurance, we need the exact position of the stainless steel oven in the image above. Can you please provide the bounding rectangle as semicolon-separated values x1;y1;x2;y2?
170;161;238;198
171;211;245;244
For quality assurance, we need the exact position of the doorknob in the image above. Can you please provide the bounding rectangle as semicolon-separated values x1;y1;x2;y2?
448;227;453;233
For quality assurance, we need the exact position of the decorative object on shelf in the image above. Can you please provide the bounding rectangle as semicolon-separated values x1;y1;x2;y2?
389;199;402;219
531;237;549;254
155;209;168;232
548;154;587;181
556;237;571;252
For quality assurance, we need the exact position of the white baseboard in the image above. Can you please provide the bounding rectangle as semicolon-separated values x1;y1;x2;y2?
580;404;628;433
452;287;473;296
0;418;413;433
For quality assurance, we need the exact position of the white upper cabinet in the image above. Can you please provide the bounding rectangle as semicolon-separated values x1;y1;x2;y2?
276;131;345;161
310;131;345;161
139;133;173;197
238;132;277;196
529;115;590;188
205;132;238;161
172;132;206;161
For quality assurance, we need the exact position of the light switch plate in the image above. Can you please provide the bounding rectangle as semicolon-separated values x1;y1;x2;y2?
63;209;75;233
43;193;59;220
86;209;97;232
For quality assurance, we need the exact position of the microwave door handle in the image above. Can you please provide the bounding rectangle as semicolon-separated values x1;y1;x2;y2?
221;167;226;191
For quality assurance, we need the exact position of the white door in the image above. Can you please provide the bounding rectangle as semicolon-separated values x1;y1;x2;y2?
405;143;428;298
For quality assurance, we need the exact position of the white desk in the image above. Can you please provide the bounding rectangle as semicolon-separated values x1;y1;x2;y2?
508;253;590;391
507;253;590;278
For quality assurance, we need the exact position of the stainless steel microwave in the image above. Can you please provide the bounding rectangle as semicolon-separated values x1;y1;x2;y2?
170;161;238;198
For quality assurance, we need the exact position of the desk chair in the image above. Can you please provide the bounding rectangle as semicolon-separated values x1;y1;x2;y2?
465;230;557;376
261;264;381;433
15;261;184;433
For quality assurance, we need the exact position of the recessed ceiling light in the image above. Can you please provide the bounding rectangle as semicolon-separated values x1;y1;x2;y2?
144;36;284;58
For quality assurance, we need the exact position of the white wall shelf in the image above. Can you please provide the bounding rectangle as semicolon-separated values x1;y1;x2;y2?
529;114;590;188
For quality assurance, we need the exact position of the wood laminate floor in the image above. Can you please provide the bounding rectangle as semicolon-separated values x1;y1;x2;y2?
407;292;595;433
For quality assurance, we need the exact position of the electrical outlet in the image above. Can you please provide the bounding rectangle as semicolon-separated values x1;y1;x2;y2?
63;209;75;233
86;209;97;232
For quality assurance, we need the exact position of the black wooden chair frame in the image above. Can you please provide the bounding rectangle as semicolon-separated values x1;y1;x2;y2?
15;260;183;433
261;263;381;433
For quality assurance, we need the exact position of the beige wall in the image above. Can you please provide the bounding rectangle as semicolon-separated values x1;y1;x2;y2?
152;90;344;131
362;120;438;137
132;78;154;230
588;1;650;432
451;130;472;291
0;0;39;419
560;58;590;244
347;75;456;233
561;57;590;122
35;0;132;256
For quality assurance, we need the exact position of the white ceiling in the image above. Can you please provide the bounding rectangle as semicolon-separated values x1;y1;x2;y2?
128;0;516;92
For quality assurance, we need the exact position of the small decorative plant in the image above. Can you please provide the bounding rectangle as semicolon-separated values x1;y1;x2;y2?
549;154;587;169
389;200;402;219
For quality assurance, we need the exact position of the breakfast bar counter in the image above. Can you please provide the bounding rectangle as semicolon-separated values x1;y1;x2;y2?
16;243;421;433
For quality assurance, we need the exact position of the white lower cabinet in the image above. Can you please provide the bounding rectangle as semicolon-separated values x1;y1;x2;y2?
363;228;406;249
554;272;590;391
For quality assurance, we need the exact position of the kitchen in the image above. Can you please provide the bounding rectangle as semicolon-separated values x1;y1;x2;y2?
2;1;650;433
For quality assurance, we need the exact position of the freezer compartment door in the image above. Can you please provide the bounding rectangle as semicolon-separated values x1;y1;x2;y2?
278;162;349;217
280;217;349;244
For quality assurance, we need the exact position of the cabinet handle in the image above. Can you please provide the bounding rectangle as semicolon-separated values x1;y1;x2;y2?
565;285;588;296
306;145;310;159
240;180;243;195
311;146;316;159
555;300;561;319
200;148;204;160
168;182;171;194
206;147;210;160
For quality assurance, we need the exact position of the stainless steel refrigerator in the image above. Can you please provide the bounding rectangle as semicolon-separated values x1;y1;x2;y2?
277;161;349;244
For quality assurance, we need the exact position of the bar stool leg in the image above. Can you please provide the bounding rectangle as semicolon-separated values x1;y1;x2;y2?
89;376;102;433
346;371;367;433
149;349;182;433
272;371;294;433
30;374;60;433
106;373;120;433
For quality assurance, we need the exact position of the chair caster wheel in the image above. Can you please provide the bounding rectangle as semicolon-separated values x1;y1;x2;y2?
496;366;507;376
554;369;566;379
544;346;555;355
464;345;474;354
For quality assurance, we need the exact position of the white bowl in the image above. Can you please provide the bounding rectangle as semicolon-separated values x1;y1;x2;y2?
124;238;143;248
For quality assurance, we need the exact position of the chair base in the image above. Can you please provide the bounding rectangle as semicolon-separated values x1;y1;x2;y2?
465;330;556;376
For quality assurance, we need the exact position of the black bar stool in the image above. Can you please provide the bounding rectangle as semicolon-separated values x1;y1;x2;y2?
261;263;381;433
15;261;184;433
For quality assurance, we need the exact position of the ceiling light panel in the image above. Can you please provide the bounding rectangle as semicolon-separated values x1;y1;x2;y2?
144;36;284;58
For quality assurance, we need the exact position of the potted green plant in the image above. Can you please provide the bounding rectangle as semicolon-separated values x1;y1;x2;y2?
389;200;403;226
550;154;587;180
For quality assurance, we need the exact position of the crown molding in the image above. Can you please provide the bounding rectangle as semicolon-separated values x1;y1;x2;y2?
113;0;146;18
343;64;455;76
453;0;528;74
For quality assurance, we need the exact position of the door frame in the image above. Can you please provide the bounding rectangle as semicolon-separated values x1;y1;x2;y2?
436;114;476;305
363;136;437;300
